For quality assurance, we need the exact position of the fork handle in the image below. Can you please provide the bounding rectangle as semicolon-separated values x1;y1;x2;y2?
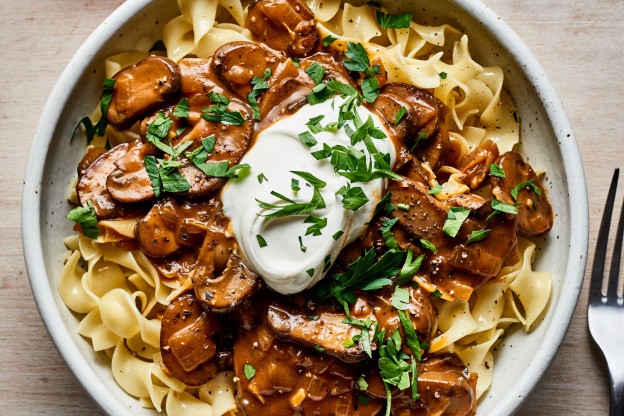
611;373;624;416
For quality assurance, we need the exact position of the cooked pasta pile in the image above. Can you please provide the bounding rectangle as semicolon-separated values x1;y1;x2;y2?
59;0;552;413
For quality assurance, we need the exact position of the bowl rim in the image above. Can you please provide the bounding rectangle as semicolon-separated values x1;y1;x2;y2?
21;0;589;415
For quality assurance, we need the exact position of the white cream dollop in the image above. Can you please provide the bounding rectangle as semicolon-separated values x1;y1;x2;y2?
221;98;395;294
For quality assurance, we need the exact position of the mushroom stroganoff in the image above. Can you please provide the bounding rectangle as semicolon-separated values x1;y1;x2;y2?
60;0;554;415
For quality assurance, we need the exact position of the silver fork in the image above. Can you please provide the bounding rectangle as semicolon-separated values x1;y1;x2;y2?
588;169;624;415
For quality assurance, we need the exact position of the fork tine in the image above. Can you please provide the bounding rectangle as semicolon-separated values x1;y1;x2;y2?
590;169;619;305
607;180;624;305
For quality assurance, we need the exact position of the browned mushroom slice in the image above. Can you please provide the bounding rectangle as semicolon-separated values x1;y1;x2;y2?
136;198;215;258
256;59;314;126
176;96;254;197
76;143;130;219
266;301;374;363
458;139;499;189
106;56;181;130
136;198;182;257
211;42;280;99
77;146;108;178
391;354;477;416
246;0;319;57
194;230;261;313
160;292;221;386
370;92;419;142
106;139;159;203
369;285;435;350
299;52;354;86
414;122;450;171
149;248;198;281
491;151;554;236
233;323;383;416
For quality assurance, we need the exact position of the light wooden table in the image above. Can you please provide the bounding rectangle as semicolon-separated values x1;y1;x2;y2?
1;0;620;414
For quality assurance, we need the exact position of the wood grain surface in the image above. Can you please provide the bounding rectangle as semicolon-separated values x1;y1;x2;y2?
0;0;621;414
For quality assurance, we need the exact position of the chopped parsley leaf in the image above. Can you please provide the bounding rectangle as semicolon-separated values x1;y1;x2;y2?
66;199;98;239
442;207;470;238
489;163;506;178
395;106;407;125
466;229;491;244
375;10;413;29
173;98;189;118
243;362;256;380
332;230;345;240
256;235;268;248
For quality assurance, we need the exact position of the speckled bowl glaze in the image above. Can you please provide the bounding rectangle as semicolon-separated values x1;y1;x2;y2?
22;0;588;415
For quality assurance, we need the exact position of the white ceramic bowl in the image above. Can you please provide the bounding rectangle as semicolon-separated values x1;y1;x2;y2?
22;0;588;415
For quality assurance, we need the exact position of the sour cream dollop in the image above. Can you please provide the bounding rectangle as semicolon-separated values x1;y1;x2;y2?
221;98;396;294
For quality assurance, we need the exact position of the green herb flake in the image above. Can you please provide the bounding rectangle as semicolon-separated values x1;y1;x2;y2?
489;164;506;178
361;76;380;103
420;239;437;252
397;203;410;211
357;395;372;406
306;268;315;277
343;42;371;73
342;338;355;348
391;287;410;311
305;315;319;320
374;192;395;216
375;10;413;29
305;62;326;84
291;171;327;188
439;72;448;79
397;249;424;285
144;156;162;198
432;289;443;298
322;35;339;47
490;198;520;217
337;183;369;211
299;236;307;252
247;68;273;120
257;173;268;183
395;106;407;125
304;215;328;236
357;375;369;391
466;229;491;244
510;179;542;200
442;207;470;238
428;184;443;195
257;235;268;248
332;230;345;240
292;57;300;68
244;362;256;380
291;178;300;192
298;131;318;148
314;344;326;352
66;199;98;239
173;98;189;118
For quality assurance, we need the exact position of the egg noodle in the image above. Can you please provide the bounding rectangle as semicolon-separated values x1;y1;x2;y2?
60;0;552;413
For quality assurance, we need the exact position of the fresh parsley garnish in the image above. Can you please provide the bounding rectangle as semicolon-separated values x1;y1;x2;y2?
298;131;317;148
442;207;470;238
257;173;268;183
202;92;246;125
291;178;300;191
256;235;268;248
380;218;400;251
395;106;407;125
343;42;371;73
466;229;490;244
304;215;328;236
432;289;443;298
487;198;520;219
66;199;98;239
397;249;424;285
305;62;326;84
439;72;448;79
510;179;542;200
391;287;410;310
73;78;116;143
337;183;369;211
248;68;272;120
306;268;315;277
173;98;189;118
420;239;437;252
322;35;339;47
428;184;443;195
243;362;256;380
374;192;395;216
299;236;307;252
361;76;380;103
257;187;325;219
489;164;506;178
397;203;410;211
332;230;344;240
291;171;326;188
375;10;413;29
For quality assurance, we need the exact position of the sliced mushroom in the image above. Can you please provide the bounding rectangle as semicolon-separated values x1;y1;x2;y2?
135;198;215;258
491;151;554;236
391;354;477;416
414;122;450;171
300;52;354;86
106;139;159;203
149;248;198;281
76;143;130;219
77;146;107;179
266;300;375;363
211;42;280;99
233;323;383;416
106;56;181;130
246;0;319;57
160;292;221;386
194;229;262;313
458;139;499;189
176;96;254;197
